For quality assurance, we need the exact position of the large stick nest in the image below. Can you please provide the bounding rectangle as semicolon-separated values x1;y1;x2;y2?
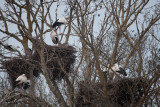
32;45;76;81
2;44;76;89
2;59;39;89
75;78;148;107
75;81;106;107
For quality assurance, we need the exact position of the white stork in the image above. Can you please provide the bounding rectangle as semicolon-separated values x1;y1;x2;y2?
50;30;59;44
15;74;31;90
52;16;67;35
16;74;28;84
104;63;127;76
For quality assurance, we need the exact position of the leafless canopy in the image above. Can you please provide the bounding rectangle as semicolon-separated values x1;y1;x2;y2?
0;0;160;107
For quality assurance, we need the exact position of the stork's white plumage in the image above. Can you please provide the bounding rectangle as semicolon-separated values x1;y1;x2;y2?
103;63;127;76
58;16;67;24
111;63;120;71
16;74;31;91
104;63;120;72
16;74;27;84
50;30;59;44
52;16;67;34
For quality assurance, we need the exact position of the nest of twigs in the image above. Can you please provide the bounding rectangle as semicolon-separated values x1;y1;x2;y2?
32;45;76;81
2;59;39;89
75;81;106;107
2;44;76;89
75;78;147;107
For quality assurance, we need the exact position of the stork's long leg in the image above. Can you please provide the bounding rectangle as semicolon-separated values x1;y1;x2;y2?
59;26;63;35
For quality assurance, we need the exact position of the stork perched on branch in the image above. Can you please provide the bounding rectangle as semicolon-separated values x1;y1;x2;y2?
52;16;67;35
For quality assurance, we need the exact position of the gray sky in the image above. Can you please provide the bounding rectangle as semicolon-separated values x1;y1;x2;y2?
0;0;159;49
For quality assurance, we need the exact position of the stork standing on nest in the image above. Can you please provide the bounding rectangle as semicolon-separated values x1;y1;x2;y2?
52;16;67;35
16;74;31;91
103;63;127;76
50;30;59;44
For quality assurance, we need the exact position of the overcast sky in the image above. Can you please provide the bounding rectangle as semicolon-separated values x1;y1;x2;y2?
0;0;159;65
0;0;159;99
0;0;159;46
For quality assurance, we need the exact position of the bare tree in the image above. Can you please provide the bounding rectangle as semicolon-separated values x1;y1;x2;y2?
0;0;160;107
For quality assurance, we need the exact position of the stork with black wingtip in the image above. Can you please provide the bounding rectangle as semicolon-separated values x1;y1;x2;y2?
16;74;31;91
104;63;127;76
52;16;67;35
110;63;127;76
